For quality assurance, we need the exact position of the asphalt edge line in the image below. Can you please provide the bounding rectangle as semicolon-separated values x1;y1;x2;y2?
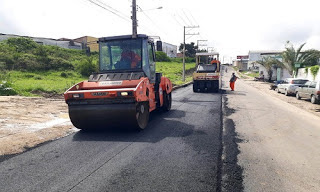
172;82;193;91
220;95;244;192
216;92;224;192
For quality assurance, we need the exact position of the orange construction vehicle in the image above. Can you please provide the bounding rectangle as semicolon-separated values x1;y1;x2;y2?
64;34;172;130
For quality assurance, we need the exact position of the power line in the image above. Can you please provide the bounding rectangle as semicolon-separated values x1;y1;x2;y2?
182;9;193;26
172;13;183;27
190;12;199;27
96;0;130;18
86;0;131;22
138;6;169;37
176;11;189;26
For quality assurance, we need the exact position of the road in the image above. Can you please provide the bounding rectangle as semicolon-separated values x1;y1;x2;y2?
0;84;234;192
2;67;319;192
223;68;320;192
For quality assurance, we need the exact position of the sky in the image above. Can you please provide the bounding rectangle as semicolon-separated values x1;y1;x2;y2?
1;0;320;63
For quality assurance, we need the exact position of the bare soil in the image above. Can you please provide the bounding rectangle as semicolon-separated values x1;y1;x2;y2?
0;96;75;155
240;76;320;118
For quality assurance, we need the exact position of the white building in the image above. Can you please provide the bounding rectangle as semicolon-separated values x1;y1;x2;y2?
157;42;177;58
248;50;291;81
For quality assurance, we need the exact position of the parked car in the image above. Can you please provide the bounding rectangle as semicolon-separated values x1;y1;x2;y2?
270;80;284;90
276;78;309;96
295;81;320;104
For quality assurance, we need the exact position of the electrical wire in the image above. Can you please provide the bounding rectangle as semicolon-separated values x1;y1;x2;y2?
182;9;193;26
86;0;131;22
95;0;130;18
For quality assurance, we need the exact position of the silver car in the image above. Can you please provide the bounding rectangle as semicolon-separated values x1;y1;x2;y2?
295;81;320;104
276;78;309;96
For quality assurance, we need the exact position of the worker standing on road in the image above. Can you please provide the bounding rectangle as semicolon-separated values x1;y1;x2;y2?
229;73;238;91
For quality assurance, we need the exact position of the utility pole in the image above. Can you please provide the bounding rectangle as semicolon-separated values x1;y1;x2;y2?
207;47;215;53
132;0;137;38
197;40;207;52
183;25;199;81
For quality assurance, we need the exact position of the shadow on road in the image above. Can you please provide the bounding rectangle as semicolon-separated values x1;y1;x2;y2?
72;109;196;143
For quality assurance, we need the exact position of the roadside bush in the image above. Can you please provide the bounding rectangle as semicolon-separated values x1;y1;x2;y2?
48;57;74;71
155;51;171;62
0;80;17;96
60;72;68;78
185;57;196;63
310;65;319;80
76;57;98;77
16;54;40;70
6;37;38;53
0;72;17;96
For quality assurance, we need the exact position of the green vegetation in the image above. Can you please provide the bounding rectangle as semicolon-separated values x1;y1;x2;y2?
178;42;198;57
2;71;85;96
2;62;195;96
245;71;259;78
0;37;195;96
310;65;319;80
155;51;171;62
282;41;320;76
157;62;195;85
0;37;98;72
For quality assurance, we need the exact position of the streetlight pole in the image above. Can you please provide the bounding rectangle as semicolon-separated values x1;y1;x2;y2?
132;0;137;38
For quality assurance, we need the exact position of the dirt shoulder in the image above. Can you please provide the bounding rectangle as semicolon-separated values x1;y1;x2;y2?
0;96;76;156
238;75;320;118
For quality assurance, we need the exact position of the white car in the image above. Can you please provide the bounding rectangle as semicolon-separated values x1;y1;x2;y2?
276;78;309;96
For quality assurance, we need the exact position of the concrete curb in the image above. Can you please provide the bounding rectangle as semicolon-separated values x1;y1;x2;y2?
172;81;193;91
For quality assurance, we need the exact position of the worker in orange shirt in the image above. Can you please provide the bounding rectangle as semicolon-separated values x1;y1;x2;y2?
210;58;221;65
121;50;141;68
229;73;238;91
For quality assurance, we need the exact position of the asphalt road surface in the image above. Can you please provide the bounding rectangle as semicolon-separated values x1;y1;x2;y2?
0;85;237;192
223;67;320;192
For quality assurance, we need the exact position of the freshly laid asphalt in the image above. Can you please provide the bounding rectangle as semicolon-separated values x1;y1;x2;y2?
0;83;242;192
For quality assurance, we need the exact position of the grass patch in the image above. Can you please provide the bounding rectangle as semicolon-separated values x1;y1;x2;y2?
157;62;195;86
6;71;86;96
244;71;259;78
2;61;195;97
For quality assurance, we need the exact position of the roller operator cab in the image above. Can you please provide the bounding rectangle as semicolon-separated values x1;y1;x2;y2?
64;34;172;130
192;52;221;92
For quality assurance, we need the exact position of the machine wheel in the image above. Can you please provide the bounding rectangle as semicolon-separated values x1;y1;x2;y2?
162;92;172;111
135;102;149;130
193;83;197;92
296;92;301;100
275;88;280;93
311;95;318;104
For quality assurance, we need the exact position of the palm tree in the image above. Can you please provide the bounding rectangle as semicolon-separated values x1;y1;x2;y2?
282;41;318;76
256;56;283;82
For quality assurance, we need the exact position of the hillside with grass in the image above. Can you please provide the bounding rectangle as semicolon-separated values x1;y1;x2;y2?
0;37;196;97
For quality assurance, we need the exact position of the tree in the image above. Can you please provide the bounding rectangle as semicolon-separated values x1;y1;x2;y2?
256;56;284;82
179;42;198;57
282;41;319;76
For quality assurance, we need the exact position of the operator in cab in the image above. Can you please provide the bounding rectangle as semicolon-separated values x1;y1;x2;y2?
115;45;141;69
210;58;221;65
